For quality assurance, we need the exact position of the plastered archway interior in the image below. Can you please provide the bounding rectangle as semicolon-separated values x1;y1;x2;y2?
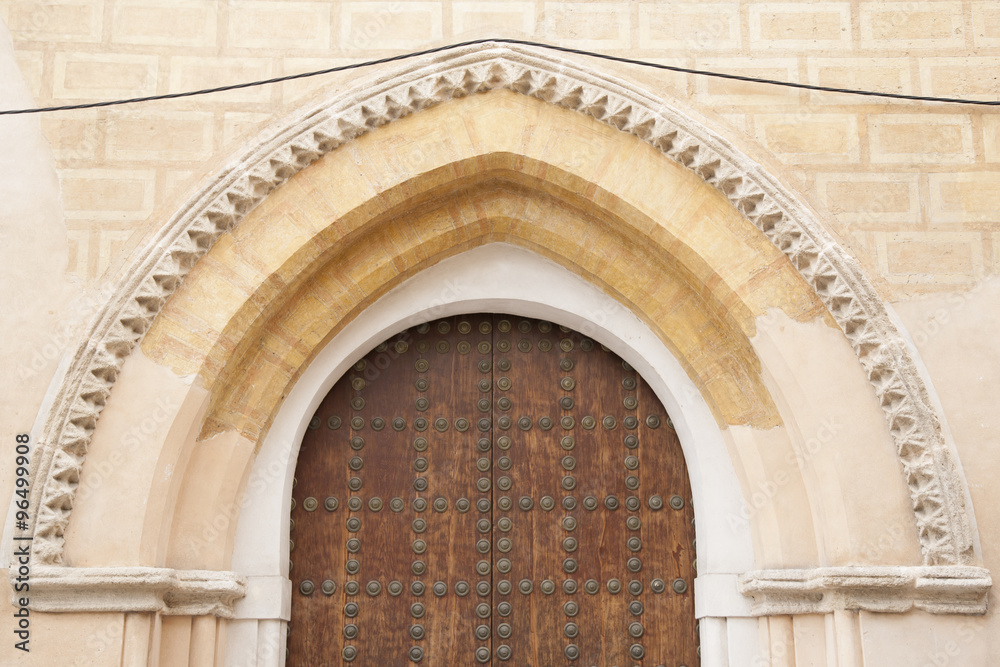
14;44;989;667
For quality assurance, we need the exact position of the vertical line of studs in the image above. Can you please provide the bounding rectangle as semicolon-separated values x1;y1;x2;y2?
494;317;513;662
557;325;580;663
621;359;645;663
410;323;432;664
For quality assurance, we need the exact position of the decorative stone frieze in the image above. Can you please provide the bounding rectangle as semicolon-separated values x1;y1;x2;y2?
739;566;992;616
26;43;975;573
15;567;247;617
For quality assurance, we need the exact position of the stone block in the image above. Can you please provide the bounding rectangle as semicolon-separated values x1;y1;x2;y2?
40;109;102;161
638;3;740;51
112;0;217;47
868;114;974;164
983;115;1000;163
453;1;534;37
749;2;852;51
919;57;1000;100
168;56;274;104
542;2;631;50
13;48;45;98
971;1;1000;48
814;173;919;225
754;113;860;164
105;110;215;162
860;2;965;50
227;0;331;51
339;2;443;51
222;111;271;147
60;168;155;220
53;52;158;99
279;58;355;104
806;57;912;105
6;0;103;43
928;173;1000;224
877;232;984;285
693;57;800;106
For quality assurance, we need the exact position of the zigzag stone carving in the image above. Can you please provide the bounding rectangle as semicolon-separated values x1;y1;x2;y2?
28;43;974;568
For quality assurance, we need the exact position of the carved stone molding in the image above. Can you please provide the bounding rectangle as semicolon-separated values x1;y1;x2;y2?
15;567;247;617
739;566;991;616
27;43;975;571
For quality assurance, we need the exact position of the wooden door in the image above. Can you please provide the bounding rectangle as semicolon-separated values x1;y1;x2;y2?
289;315;698;666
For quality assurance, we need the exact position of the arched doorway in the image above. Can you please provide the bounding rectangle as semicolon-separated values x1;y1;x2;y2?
288;314;698;665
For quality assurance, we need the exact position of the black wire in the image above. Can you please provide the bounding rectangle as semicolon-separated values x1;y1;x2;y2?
1;38;998;116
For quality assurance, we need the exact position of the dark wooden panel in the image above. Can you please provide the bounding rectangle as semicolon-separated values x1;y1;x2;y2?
287;314;699;666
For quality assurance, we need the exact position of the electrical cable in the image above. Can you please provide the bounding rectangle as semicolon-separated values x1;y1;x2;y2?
1;37;998;116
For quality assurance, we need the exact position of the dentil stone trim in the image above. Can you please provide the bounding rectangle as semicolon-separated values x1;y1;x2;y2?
739;566;992;615
26;43;975;574
15;567;247;617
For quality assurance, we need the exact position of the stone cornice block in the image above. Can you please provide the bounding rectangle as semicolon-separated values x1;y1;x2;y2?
738;566;991;616
13;566;247;618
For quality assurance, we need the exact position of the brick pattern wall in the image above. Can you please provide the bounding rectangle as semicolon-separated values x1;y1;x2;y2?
2;0;998;295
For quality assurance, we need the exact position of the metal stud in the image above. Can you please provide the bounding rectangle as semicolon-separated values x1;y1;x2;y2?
369;497;384;512
497;623;512;639
623;396;638;410
347;538;361;553
581;416;596;430
583;496;598;510
433;581;447;597
602;416;617;429
477;380;491;393
480;321;494;334
412;539;427;554
517;417;532;431
561;456;577;471
477;498;491;513
564;622;579;639
497;416;512;430
389;497;404;513
540;580;556;595
414;378;429;392
412;560;426;575
348;477;363;492
477;518;491;533
476;539;491;554
625;476;640;490
559;338;574;352
433;497;448;512
624;455;639;470
560;377;576;391
344;624;359;639
629;600;644;616
497;538;513;553
562;516;577;531
559;358;575;371
648;495;664;510
497;377;512;391
497;558;512;573
497;359;511;372
351;416;364;430
496;580;512;595
346;560;360;575
519;579;533;595
366;581;382;596
475;625;490;641
475;647;491;663
563;579;578;594
497;340;511;353
455;581;470;597
563;601;579;617
563;537;578;552
630;644;645;660
371;417;386;431
413;478;427;492
321;579;336;596
413;498;427;512
673;578;688;594
564;644;580;660
343;646;357;662
624;434;638;448
560;416;575;429
605;495;619;510
411;602;426;618
475;603;491;619
627;516;641;531
540;496;555;511
497;456;512;471
434;418;449;432
411;581;425;596
476;561;491;576
560;396;575;410
415;397;429;412
478;342;492;356
497;517;512;532
669;494;685;510
388;580;403;596
497;601;513;618
410;625;425;640
560;436;575;450
436;341;450;354
413;437;428;452
345;602;359;617
457;341;472;354
607;579;622;594
327;416;342;430
627;537;642;552
496;645;512;661
622;377;637;390
584;579;600;595
563;558;578;574
497;436;512;450
627;557;642;573
646;414;661;429
538;339;552;352
497;476;513;491
624;496;639;511
476;478;491;492
414;418;428;432
299;580;314;595
628;580;643;595
477;581;491;596
478;359;491;374
303;497;318;512
351;397;366;411
347;517;361;532
497;496;513;511
623;415;638;429
518;339;532;353
538;416;553;430
650;578;666;593
477;398;490;412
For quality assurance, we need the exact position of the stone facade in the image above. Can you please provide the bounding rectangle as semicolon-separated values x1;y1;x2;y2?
0;1;998;665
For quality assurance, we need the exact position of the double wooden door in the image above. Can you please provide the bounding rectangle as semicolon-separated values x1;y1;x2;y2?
289;315;698;665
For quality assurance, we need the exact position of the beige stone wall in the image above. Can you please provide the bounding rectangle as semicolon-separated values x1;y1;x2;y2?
0;0;996;296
